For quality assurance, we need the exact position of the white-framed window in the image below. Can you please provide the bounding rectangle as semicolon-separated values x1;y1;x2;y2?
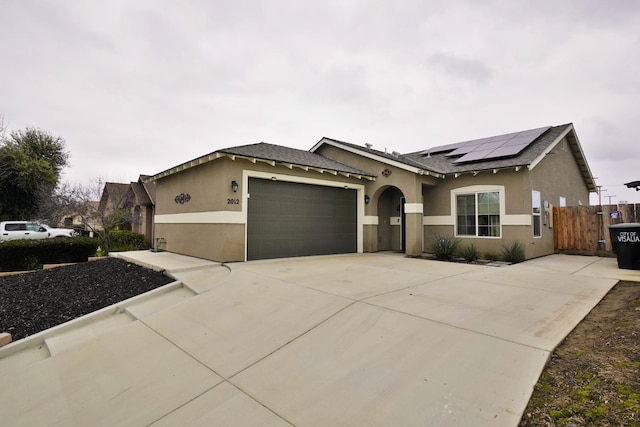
532;190;542;237
456;191;501;237
559;196;566;207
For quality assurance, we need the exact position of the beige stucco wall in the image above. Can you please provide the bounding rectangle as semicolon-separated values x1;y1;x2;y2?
526;136;590;258
153;136;592;262
315;144;438;255
422;136;591;259
154;156;369;262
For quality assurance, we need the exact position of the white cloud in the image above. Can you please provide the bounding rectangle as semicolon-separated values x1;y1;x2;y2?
1;0;639;203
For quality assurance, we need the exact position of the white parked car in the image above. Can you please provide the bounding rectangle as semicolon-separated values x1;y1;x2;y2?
40;224;77;238
0;221;76;242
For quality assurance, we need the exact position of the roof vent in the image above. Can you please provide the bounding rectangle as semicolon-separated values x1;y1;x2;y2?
365;143;373;149
391;151;401;158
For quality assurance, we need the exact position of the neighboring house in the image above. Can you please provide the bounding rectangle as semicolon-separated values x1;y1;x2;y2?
98;182;131;221
127;175;156;241
148;123;596;262
63;201;100;236
98;176;156;243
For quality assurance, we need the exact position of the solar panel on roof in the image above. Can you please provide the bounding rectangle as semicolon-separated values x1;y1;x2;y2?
423;125;551;163
452;125;550;163
454;149;494;163
486;134;513;143
476;140;508;150
516;126;550;136
486;144;529;158
503;135;537;146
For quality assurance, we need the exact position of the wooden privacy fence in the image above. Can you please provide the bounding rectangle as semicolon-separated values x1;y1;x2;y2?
553;204;640;255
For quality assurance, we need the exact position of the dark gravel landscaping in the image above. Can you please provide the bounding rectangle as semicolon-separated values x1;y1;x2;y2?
0;257;174;341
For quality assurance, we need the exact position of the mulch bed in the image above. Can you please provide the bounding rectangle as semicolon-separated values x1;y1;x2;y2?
520;281;640;426
0;258;174;341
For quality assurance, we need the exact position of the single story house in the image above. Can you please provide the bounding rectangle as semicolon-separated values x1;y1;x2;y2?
147;123;596;262
98;176;156;243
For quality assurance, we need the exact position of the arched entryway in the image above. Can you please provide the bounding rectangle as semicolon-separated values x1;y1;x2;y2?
376;186;406;252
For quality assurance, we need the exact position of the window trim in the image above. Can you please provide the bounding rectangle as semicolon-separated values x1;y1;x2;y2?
452;186;503;239
532;190;542;238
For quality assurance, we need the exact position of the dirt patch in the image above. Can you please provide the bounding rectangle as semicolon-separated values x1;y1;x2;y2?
520;281;640;426
0;258;174;341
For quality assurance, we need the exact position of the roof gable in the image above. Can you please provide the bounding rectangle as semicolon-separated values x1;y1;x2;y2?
99;182;131;211
150;142;376;181
310;137;445;178
218;142;373;176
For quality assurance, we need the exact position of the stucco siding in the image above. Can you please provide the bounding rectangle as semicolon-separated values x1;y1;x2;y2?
154;156;369;261
155;223;245;262
529;136;590;207
422;139;592;259
422;171;532;257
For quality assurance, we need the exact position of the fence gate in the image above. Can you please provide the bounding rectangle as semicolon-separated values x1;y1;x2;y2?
553;204;640;255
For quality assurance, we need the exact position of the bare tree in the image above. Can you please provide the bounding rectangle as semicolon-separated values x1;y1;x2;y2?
39;179;134;254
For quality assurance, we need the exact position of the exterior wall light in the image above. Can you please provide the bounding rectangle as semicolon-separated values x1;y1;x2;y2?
231;180;239;193
364;195;370;204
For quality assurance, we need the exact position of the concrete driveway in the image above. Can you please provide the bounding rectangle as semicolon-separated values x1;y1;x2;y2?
1;252;637;426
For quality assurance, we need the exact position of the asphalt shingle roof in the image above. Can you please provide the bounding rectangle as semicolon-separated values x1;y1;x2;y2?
318;137;428;170
129;182;152;206
404;124;571;174
218;142;374;176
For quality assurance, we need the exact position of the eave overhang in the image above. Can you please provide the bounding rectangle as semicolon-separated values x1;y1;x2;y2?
311;137;445;179
526;123;597;192
145;151;376;183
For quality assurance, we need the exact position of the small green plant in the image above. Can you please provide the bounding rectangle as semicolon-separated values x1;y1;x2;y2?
616;385;640;411
459;243;480;263
106;230;148;253
501;241;525;263
572;382;595;403
616;361;640;368
549;405;572;422
483;251;501;261
585;405;609;421
429;235;462;261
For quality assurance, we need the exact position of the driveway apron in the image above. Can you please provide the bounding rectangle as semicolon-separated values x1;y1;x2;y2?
0;252;632;426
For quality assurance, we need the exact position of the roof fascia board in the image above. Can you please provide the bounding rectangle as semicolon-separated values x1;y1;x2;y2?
312;138;422;174
527;125;573;171
149;149;375;182
566;128;597;192
527;124;597;192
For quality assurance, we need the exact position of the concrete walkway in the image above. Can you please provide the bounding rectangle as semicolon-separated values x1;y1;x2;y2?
0;252;638;426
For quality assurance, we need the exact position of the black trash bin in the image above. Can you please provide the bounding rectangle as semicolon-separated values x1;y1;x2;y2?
609;223;640;270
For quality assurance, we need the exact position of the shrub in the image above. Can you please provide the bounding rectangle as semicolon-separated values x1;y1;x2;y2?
501;241;526;263
107;230;148;253
483;251;501;261
459;243;480;263
429;235;462;261
0;237;99;271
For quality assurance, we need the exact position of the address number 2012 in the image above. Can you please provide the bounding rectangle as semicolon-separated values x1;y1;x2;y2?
227;198;240;205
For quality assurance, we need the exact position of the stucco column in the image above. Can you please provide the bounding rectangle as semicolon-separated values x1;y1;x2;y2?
404;202;423;256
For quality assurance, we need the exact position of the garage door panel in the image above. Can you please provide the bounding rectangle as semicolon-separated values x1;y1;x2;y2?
248;179;357;260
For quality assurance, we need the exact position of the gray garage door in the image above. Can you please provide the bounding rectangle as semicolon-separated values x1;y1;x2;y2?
247;178;357;260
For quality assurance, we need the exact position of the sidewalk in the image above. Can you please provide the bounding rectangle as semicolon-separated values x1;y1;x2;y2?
0;252;637;426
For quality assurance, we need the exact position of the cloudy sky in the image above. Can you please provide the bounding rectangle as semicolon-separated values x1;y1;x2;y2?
1;0;639;204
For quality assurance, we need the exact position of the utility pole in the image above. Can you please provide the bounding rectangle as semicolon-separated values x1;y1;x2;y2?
604;195;616;205
596;185;606;206
595;185;607;249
